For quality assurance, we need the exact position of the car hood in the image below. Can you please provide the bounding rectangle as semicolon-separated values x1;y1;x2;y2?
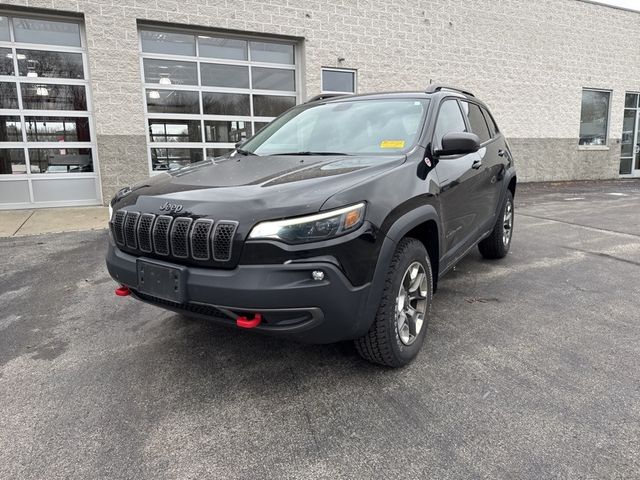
115;154;405;222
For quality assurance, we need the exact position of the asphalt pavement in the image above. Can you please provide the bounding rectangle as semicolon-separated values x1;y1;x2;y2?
1;180;639;479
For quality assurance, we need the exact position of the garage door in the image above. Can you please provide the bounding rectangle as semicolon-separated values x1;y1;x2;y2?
0;13;100;209
138;26;300;172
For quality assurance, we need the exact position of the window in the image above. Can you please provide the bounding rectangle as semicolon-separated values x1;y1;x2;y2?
0;16;9;41
20;84;87;110
0;148;26;174
0;47;13;75
204;121;249;143
148;119;201;143
0;116;21;141
0;14;98;207
142;59;197;86
321;68;356;94
579;89;611;146
482;107;499;137
25;117;90;142
199;36;246;60
460;101;491;144
433;100;467;150
139;28;299;171
17;49;84;79
12;17;81;47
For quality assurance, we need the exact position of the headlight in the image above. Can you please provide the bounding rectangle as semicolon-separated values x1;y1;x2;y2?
248;202;366;244
108;203;113;221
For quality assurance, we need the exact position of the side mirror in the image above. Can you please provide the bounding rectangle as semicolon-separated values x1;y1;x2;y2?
435;132;481;157
234;140;246;149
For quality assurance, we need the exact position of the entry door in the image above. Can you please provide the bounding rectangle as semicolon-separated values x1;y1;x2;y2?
620;93;640;177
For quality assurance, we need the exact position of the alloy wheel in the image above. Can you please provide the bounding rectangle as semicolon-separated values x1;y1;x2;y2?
395;262;428;346
503;199;514;246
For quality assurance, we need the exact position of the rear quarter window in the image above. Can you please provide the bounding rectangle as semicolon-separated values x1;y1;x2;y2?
481;107;499;137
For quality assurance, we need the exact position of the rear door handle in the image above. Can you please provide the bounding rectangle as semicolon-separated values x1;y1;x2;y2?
472;159;482;169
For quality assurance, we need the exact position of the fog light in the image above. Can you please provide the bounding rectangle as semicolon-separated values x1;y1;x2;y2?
312;270;325;281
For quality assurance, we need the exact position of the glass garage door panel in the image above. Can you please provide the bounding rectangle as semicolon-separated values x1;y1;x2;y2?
140;27;299;171
0;14;98;209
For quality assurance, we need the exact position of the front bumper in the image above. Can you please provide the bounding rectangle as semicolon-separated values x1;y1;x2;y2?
106;242;372;343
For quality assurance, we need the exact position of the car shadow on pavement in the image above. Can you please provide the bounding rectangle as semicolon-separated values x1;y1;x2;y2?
139;310;401;397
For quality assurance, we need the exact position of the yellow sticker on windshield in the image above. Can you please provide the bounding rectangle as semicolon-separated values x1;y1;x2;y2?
380;140;405;149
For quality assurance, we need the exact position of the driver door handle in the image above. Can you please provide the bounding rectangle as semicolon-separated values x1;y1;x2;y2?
498;149;506;157
472;159;482;169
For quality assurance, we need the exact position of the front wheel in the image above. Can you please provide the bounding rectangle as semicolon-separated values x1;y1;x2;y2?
355;238;433;368
478;190;514;259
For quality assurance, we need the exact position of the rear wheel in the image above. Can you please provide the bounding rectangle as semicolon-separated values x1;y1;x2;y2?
478;190;514;259
355;238;433;367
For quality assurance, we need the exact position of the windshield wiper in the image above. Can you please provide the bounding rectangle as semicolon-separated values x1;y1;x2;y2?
235;148;258;156
270;151;352;156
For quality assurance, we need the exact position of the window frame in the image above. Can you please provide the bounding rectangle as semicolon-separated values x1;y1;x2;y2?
578;87;612;150
321;67;357;95
138;25;302;175
0;10;100;208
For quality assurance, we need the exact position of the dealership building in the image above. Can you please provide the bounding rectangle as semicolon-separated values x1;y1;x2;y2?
0;0;639;209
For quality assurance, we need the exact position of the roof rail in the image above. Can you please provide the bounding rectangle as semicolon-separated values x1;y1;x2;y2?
425;84;475;97
306;93;351;103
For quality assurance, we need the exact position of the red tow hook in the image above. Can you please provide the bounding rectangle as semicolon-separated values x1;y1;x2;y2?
115;285;131;296
236;313;262;329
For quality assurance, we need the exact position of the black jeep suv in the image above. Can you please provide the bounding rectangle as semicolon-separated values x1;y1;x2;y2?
106;85;516;367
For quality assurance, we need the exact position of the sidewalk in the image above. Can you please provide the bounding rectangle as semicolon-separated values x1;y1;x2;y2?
0;206;109;237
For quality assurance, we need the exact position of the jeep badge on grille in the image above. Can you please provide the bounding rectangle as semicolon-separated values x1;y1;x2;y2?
159;202;183;213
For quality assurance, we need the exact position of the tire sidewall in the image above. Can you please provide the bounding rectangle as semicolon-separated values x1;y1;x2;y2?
384;241;433;365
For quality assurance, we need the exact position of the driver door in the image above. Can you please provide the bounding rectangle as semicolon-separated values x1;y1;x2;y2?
432;99;486;265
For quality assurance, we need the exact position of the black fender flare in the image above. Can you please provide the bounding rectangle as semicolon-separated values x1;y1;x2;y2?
495;168;517;217
503;168;517;196
353;205;441;337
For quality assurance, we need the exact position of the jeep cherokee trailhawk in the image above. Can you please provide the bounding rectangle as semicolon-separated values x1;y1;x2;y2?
106;85;516;367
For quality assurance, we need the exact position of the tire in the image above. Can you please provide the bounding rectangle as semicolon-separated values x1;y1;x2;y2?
478;190;514;259
355;238;433;368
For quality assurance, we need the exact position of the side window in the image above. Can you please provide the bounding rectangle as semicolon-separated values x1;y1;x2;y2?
433;100;467;149
482;107;499;137
460;101;491;144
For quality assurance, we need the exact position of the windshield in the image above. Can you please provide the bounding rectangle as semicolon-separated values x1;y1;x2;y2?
241;98;430;156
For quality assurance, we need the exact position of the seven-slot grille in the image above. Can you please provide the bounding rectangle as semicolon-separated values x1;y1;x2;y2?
111;210;238;263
